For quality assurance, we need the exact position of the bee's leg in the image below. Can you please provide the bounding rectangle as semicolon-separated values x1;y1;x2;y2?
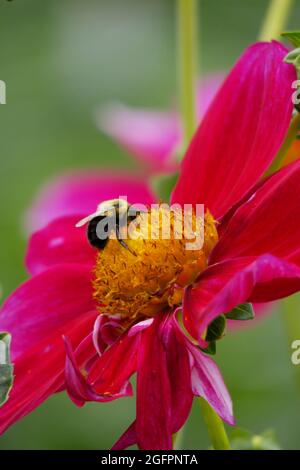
118;238;137;256
116;226;137;256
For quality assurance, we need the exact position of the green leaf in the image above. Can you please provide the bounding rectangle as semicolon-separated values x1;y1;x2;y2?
282;32;300;77
226;302;255;321
282;31;300;48
295;54;300;70
205;315;226;342
230;427;281;450
284;47;300;64
0;332;14;407
200;341;216;356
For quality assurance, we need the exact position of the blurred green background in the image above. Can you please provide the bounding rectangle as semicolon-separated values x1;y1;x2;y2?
1;0;300;450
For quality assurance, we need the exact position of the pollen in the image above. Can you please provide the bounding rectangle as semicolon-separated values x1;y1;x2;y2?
93;205;218;322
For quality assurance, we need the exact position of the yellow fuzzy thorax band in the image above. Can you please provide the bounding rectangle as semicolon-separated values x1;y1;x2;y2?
93;205;218;322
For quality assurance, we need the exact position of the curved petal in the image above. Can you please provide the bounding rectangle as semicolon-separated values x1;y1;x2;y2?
127;318;154;336
112;315;194;450
211;159;300;265
0;264;95;359
25;171;156;233
0;310;96;435
26;215;96;276
172;41;296;218
170;314;233;424
187;343;234;425
112;421;137;451
64;336;132;407
87;331;139;396
184;255;300;343
92;314;124;355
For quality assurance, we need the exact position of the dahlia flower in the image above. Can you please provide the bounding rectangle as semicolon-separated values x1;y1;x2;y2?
1;41;299;450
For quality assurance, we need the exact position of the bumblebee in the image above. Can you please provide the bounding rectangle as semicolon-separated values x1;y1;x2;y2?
76;198;143;254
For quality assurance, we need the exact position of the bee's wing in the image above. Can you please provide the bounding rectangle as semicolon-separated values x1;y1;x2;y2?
76;199;126;228
76;208;116;228
75;212;100;228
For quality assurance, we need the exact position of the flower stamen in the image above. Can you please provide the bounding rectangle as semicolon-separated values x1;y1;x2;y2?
93;205;218;322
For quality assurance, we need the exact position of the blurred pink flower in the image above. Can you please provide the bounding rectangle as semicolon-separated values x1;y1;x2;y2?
25;171;156;234
95;75;224;173
25;76;223;234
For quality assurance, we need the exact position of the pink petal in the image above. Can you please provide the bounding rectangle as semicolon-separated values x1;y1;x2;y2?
25;171;156;233
136;318;172;450
26;215;96;275
171;315;233;424
211;159;300;265
187;342;234;425
112;421;137;451
184;255;300;343
162;317;193;433
128;318;154;336
0;310;96;435
112;314;194;450
64;336;132;407
172;42;296;218
87;331;139;396
0;264;95;360
71;331;98;372
92;315;124;356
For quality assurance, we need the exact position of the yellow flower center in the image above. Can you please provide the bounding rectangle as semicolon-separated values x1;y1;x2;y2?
93;205;218;323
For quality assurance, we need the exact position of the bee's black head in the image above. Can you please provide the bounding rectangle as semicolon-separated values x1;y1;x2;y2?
87;215;109;250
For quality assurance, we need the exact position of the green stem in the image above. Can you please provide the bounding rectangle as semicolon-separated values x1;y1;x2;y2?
265;113;300;176
173;426;185;450
199;398;231;450
177;0;198;150
258;0;294;42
